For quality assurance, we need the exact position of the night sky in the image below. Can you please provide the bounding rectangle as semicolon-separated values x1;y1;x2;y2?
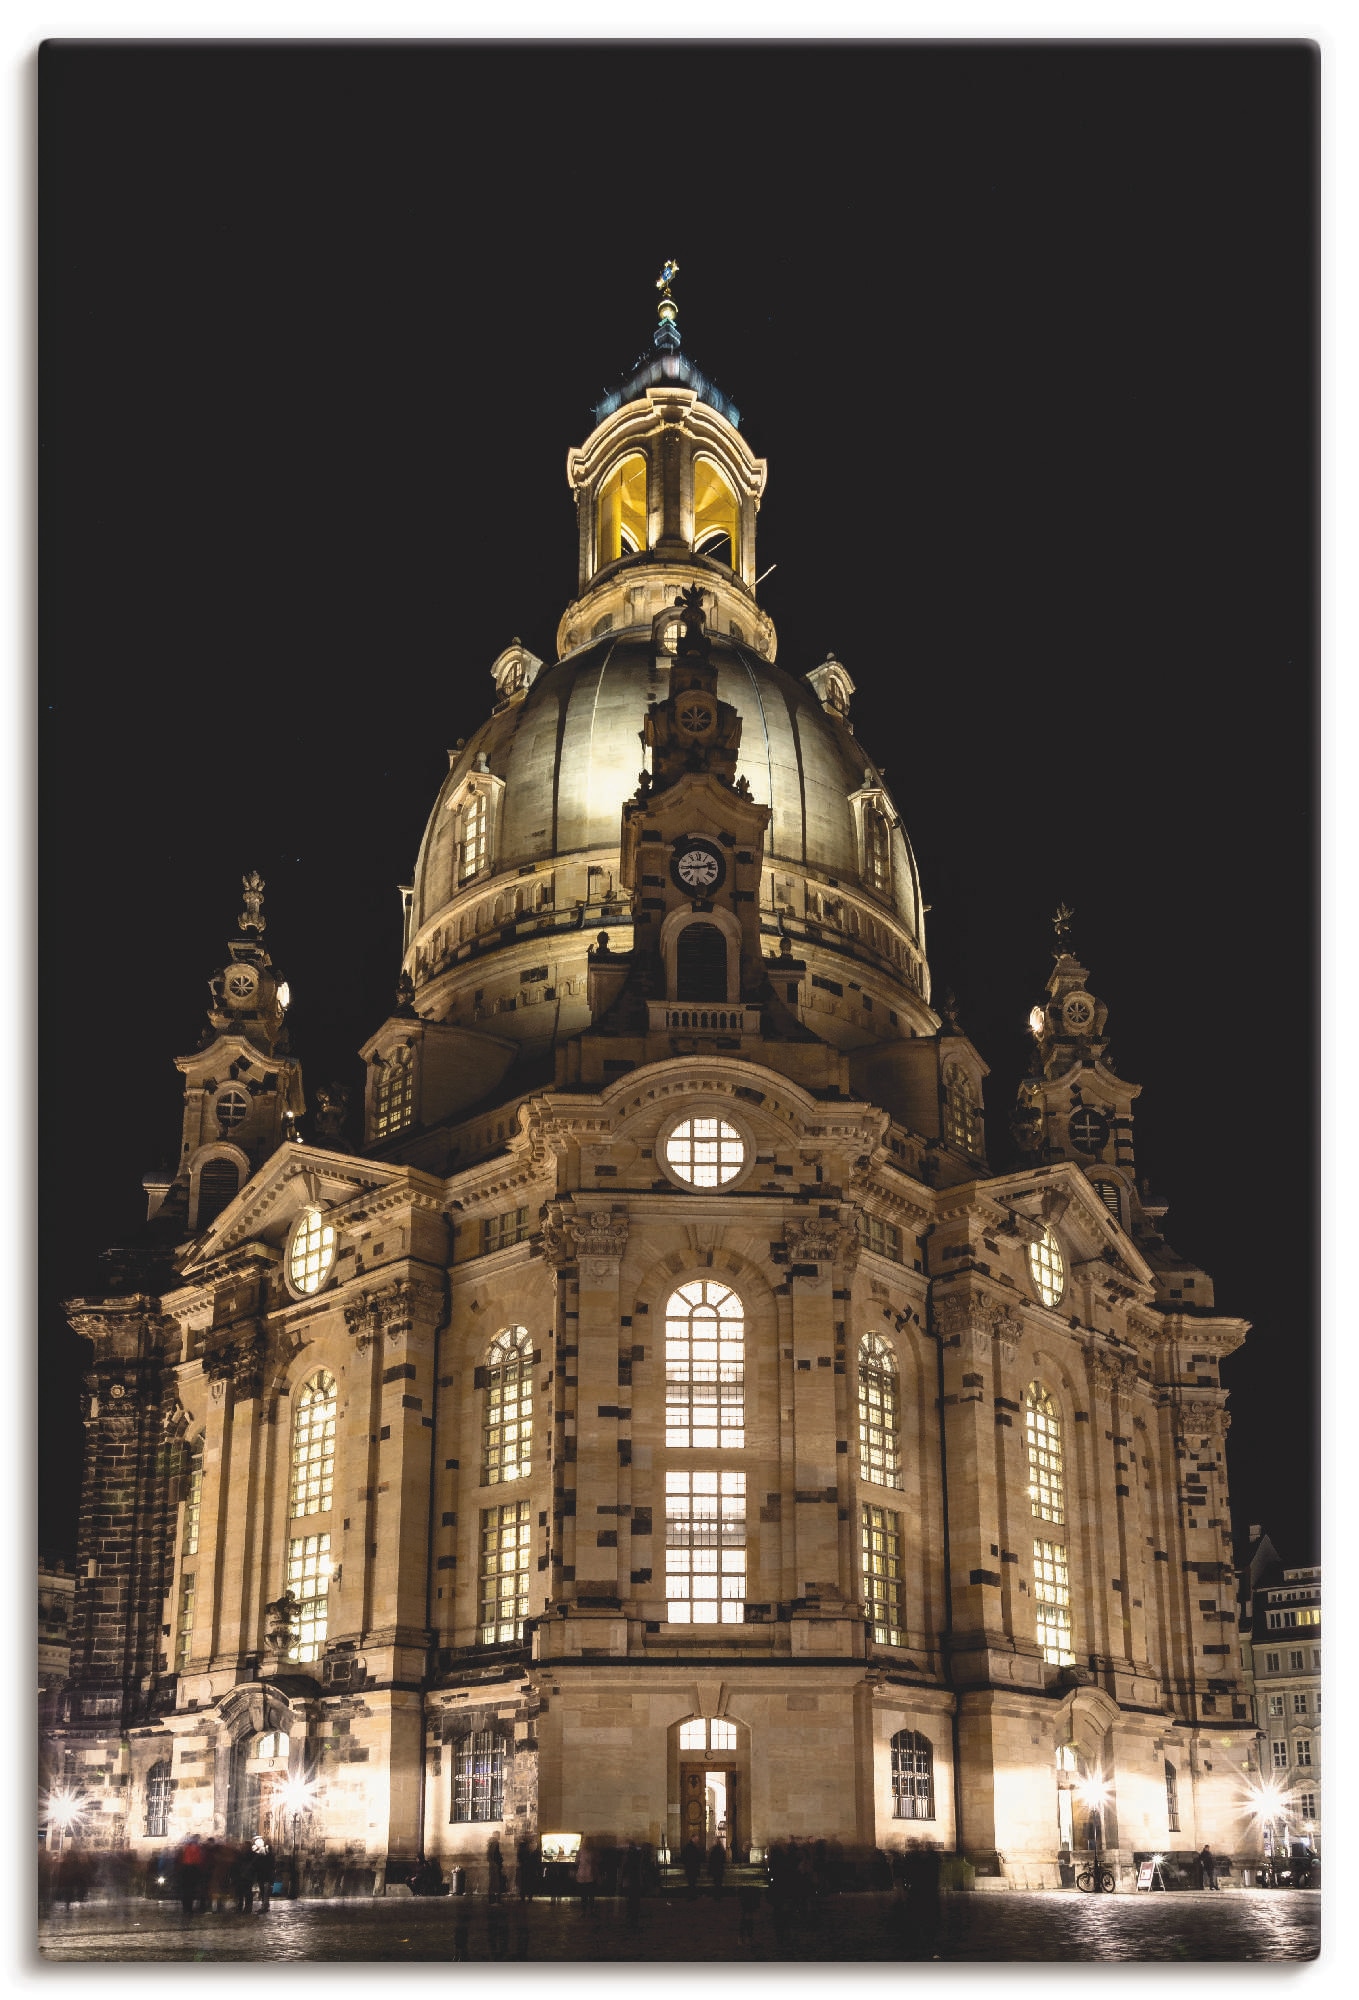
39;42;1317;1567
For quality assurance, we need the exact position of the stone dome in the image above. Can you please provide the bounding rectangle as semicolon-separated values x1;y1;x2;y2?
410;628;925;954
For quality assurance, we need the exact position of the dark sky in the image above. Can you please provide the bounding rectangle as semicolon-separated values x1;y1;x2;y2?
39;41;1318;1566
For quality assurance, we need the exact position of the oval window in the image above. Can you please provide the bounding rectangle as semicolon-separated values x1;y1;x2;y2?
289;1207;337;1296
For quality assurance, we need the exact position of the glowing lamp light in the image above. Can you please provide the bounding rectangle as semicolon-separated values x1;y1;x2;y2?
279;1776;316;1818
1072;1771;1111;1815
44;1789;86;1832
1028;1006;1045;1036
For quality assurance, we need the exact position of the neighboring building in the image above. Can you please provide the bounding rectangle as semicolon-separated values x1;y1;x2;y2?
39;1557;75;1721
1239;1528;1321;1857
48;274;1259;1888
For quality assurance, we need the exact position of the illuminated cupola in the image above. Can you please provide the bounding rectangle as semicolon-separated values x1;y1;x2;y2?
559;261;774;660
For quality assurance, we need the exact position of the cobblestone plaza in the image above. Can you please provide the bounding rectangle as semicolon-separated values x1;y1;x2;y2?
38;1889;1319;1963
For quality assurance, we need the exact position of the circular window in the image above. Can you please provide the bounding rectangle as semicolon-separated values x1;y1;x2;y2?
289;1207;337;1296
1028;1227;1065;1307
216;1088;249;1132
1068;1107;1109;1154
663;1114;746;1189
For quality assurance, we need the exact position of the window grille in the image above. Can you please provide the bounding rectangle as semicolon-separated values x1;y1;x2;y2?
215;1088;249;1132
665;1281;745;1449
858;1333;902;1487
145;1761;172;1839
484;1327;533;1484
289;1208;336;1294
175;1572;195;1673
890;1730;934;1820
182;1434;203;1556
861;1504;905;1644
679;1718;736;1751
451;1728;506;1823
943;1065;979;1154
1033;1539;1075;1664
664;1116;745;1187
1165;1761;1180;1832
285;1534;331;1662
855;1212;903;1262
375;1044;415;1139
1025;1384;1065;1525
478;1501;531;1645
481;1207;530;1255
290;1372;336;1518
665;1471;745;1623
460;793;489;882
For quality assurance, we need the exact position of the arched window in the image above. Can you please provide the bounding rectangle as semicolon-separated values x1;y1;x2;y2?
451;1727;506;1823
375;1043;415;1139
596;452;647;567
144;1760;172;1839
1165;1760;1180;1832
290;1372;336;1518
459;792;489;883
864;807;891;895
858;1333;901;1487
692;456;739;568
182;1433;204;1557
679;1717;736;1751
483;1327;533;1484
1024;1384;1064;1525
215;1088;249;1132
196;1158;239;1230
943;1066;979;1155
665;1281;745;1448
1028;1226;1065;1307
675;922;729;1002
1093;1180;1122;1221
890;1731;935;1820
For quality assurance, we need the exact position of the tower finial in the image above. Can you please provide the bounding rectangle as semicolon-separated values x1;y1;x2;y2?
1051;901;1075;956
239;870;266;936
654;257;681;350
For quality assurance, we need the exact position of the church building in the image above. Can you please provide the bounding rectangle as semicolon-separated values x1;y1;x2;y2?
51;269;1257;1889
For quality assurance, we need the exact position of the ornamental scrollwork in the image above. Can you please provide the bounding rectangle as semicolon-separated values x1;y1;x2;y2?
572;1210;630;1264
1172;1397;1230;1440
783;1217;856;1268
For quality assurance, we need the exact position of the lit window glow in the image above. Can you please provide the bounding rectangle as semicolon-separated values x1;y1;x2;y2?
452;1728;505;1822
891;1730;934;1820
862;1504;905;1645
692;456;739;567
665;1115;744;1187
1034;1539;1075;1664
665;1470;745;1623
679;1717;737;1751
285;1534;331;1662
289;1208;336;1295
1028;1226;1065;1306
479;1500;531;1645
182;1434;203;1556
1025;1383;1065;1525
665;1281;744;1449
596;452;647;567
375;1044;415;1138
290;1372;336;1517
943;1065;979;1154
460;792;489;882
484;1326;533;1483
858;1334;901;1487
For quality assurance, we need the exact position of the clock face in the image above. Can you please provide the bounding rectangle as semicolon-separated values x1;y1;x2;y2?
226;968;258;1002
1062;992;1095;1030
672;843;725;893
678;700;715;735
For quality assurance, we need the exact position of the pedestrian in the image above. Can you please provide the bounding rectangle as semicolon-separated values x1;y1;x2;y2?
681;1835;703;1901
1199;1843;1219;1891
178;1836;204;1916
229;1841;254;1914
250;1834;274;1912
707;1837;727;1899
574;1835;599;1915
486;1834;506;1904
516;1833;540;1902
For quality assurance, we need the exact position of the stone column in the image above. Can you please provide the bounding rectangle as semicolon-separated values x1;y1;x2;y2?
783;1217;858;1646
364;1277;445;1677
562;1205;629;1650
932;1286;1012;1681
208;1328;269;1670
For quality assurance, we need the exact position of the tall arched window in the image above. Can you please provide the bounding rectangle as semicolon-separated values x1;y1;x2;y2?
692;456;740;567
483;1327;533;1484
1026;1382;1074;1665
459;792;489;882
943;1066;979;1155
375;1043;415;1138
196;1158;239;1230
675;922;728;1002
182;1433;204;1557
858;1333;901;1487
290;1372;336;1518
451;1727;506;1822
1165;1760;1180;1832
665;1281;745;1448
890;1730;935;1819
864;806;891;894
596;452;647;567
1024;1383;1064;1525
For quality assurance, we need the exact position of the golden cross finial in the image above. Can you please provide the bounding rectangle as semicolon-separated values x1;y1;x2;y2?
656;258;680;293
1052;902;1075;948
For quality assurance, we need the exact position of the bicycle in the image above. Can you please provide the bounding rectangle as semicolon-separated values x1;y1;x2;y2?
1075;1861;1116;1893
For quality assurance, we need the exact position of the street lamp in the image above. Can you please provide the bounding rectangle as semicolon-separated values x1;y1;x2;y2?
1242;1776;1288;1882
1072;1770;1111;1857
43;1788;86;1859
278;1775;316;1899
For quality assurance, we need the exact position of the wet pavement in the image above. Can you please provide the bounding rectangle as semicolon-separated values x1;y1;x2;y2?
37;1887;1320;1962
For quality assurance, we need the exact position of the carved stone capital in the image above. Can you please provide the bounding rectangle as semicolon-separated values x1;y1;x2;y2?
1172;1397;1230;1439
203;1327;267;1401
783;1216;856;1268
345;1278;443;1352
544;1204;629;1273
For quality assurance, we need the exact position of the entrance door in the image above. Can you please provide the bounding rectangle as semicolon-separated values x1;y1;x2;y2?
680;1764;738;1850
